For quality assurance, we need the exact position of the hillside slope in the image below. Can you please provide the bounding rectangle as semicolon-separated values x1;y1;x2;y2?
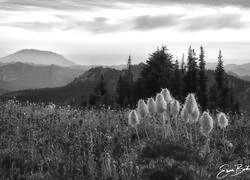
2;64;249;111
0;88;9;95
207;62;250;81
0;62;85;91
3;67;122;104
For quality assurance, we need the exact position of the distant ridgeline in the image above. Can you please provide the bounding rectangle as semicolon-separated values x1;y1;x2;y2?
1;46;250;113
0;49;96;94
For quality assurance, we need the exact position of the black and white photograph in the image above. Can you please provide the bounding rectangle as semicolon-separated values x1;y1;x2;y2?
0;0;250;179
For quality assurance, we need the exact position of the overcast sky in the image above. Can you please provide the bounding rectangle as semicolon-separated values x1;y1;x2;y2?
0;0;250;65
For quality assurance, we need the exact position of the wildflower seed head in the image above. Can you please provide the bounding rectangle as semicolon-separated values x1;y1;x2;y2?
161;88;172;104
181;107;189;123
137;99;148;118
147;98;156;115
155;93;167;114
128;110;139;128
170;100;180;117
217;112;229;129
189;106;200;123
200;112;214;137
184;93;198;114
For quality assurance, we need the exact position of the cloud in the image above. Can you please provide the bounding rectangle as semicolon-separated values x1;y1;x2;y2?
131;13;249;32
1;21;62;32
1;0;250;12
59;16;126;33
0;14;124;33
133;14;182;30
0;12;248;33
180;13;247;31
0;0;120;11
0;0;249;34
56;14;183;33
121;0;250;8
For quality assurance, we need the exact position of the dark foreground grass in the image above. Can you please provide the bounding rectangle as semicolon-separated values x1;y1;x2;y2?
0;100;249;180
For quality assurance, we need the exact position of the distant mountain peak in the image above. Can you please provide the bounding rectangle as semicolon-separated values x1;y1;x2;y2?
0;49;77;67
17;49;55;54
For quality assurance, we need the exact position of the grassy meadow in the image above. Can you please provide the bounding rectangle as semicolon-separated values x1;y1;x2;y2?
0;93;250;180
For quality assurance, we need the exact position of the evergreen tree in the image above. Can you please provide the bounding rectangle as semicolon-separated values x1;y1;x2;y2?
95;74;107;96
219;79;230;111
116;75;126;106
89;75;108;106
213;50;233;111
116;55;134;107
180;53;186;74
171;59;182;99
138;46;174;98
184;46;198;95
197;46;208;111
127;55;132;71
215;50;225;90
179;53;187;101
215;50;227;111
208;84;218;112
126;54;134;91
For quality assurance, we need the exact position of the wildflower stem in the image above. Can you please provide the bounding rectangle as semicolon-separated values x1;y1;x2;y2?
152;115;157;138
175;116;179;141
162;113;166;138
185;123;189;139
194;122;197;143
135;126;141;147
189;123;193;144
144;117;150;140
222;129;226;150
166;115;175;140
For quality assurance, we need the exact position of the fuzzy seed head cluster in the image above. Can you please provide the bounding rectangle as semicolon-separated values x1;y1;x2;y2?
217;112;229;129
184;93;200;123
200;112;214;136
189;107;200;123
155;93;167;114
147;98;156;115
128;110;139;128
181;107;189;123
137;99;148;118
185;94;198;114
161;88;172;104
170;100;180;117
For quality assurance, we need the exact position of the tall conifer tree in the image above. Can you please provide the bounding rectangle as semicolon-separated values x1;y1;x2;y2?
215;50;225;90
89;75;108;106
214;50;231;111
139;46;174;98
172;59;182;98
116;55;134;107
184;46;198;95
198;46;208;111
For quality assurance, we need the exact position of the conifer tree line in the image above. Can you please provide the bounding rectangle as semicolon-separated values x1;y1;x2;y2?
116;45;240;113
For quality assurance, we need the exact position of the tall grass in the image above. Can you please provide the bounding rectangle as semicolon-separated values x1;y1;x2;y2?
0;93;249;179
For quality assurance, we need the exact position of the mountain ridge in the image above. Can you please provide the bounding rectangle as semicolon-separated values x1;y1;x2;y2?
0;62;86;92
2;64;249;111
0;49;77;67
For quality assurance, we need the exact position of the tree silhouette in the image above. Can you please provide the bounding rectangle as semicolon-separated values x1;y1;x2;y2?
215;50;225;90
89;75;108;106
116;55;134;107
212;50;234;111
138;46;174;98
171;59;182;99
184;46;198;95
197;46;208;111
